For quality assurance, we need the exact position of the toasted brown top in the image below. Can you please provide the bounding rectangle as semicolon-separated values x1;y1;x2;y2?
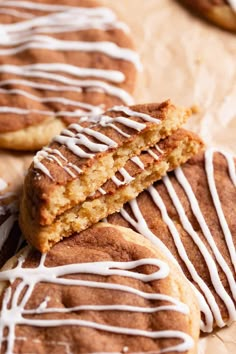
0;0;138;133
0;223;199;353
108;149;236;332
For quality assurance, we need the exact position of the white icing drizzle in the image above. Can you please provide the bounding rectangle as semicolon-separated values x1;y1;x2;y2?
0;63;124;84
120;199;213;332
34;107;160;177
0;65;133;105
0;39;140;70
227;0;236;12
0;178;7;192
130;156;145;170
174;166;236;300
52;122;118;161
33;151;54;180
162;175;235;325
147;148;160;160
119;148;236;332
111;168;135;187
205;148;236;272
155;144;164;154
98;187;106;195
0;252;193;354
0;2;141;126
0;8;35;19
0;1;111;12
0;3;130;35
111;106;161;124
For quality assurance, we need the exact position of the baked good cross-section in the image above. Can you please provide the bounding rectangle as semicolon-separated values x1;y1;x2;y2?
108;149;236;333
20;128;204;252
20;101;190;240
0;223;200;354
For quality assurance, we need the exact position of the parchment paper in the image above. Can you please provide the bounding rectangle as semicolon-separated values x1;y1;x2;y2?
0;0;236;352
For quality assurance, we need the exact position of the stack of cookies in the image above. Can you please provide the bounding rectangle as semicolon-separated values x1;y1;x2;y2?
0;1;235;354
20;101;204;252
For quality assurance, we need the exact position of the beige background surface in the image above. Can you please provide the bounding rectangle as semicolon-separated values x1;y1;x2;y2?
0;0;236;352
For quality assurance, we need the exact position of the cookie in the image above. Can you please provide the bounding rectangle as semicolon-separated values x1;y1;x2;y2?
108;148;236;333
20;128;204;252
181;0;236;32
0;223;200;353
0;179;22;267
0;0;140;150
20;100;190;227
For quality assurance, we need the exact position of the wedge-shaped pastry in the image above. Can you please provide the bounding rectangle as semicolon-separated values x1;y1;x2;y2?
0;223;200;353
0;0;140;150
20;128;203;252
21;101;190;226
108;148;236;333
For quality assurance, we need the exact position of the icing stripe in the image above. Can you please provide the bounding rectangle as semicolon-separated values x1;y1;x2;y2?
0;8;35;19
119;148;236;332
0;178;7;192
162;175;235;325
120;198;213;332
0;254;193;353
0;3;139;125
0;36;141;70
175;166;236;301
0;66;134;104
205;149;236;272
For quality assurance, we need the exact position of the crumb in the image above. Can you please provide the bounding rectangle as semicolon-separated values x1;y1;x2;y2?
190;104;201;114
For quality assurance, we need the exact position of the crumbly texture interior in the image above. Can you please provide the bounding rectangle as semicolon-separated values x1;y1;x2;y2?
0;223;200;354
24;104;189;226
20;135;202;252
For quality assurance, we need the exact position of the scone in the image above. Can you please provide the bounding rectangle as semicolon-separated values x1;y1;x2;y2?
0;179;21;267
108;148;236;333
20;128;204;252
0;223;200;354
181;0;236;31
19;101;190;238
0;0;140;150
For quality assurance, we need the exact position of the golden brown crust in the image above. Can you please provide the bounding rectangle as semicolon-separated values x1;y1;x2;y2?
181;0;236;32
0;223;200;353
108;150;236;330
22;100;190;226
